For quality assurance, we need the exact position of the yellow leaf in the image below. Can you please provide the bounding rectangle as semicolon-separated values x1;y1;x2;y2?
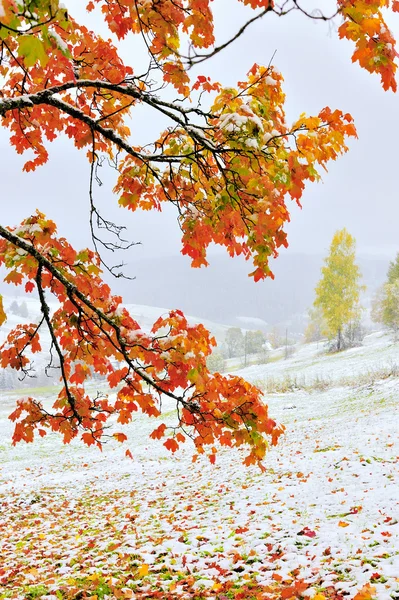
313;594;327;600
137;564;149;577
212;582;223;591
0;295;6;326
338;520;350;527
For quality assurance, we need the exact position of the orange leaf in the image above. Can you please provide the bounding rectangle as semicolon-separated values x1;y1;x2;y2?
164;438;179;453
150;423;167;440
0;295;6;326
353;584;377;600
82;432;96;446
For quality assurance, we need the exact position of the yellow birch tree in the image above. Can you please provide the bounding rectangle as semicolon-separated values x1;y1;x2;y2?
314;229;364;351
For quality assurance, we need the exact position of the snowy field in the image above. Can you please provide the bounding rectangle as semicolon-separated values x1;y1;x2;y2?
0;330;398;599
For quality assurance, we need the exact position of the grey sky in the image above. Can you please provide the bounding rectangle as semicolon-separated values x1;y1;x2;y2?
1;1;399;268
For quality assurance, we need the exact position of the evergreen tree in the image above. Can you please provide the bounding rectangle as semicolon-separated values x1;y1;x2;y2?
314;229;364;351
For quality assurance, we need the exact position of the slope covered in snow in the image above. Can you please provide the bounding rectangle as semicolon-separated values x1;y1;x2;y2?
0;331;398;599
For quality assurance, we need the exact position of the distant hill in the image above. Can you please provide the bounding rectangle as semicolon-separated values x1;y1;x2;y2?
0;252;391;334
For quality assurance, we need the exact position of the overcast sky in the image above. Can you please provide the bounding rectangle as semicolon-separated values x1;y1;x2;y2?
1;1;399;272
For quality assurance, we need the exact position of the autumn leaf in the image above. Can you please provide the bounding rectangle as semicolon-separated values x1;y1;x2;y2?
0;295;6;326
82;433;96;446
137;564;149;577
18;35;49;68
113;432;128;443
297;527;316;538
164;438;179;453
353;584;377;600
150;423;167;440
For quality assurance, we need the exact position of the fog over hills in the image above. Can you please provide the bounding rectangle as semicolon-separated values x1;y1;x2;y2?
1;252;391;334
112;252;391;332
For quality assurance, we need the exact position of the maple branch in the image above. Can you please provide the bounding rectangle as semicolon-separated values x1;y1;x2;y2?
6;317;45;380
35;264;82;424
0;225;192;410
182;7;272;66
290;1;340;22
0;80;216;151
156;0;342;67
0;91;218;167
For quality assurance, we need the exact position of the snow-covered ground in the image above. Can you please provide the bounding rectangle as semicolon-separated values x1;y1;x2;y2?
0;330;398;599
240;331;399;385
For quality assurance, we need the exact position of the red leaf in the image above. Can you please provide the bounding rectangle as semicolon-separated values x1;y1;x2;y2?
298;527;316;538
164;438;179;453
